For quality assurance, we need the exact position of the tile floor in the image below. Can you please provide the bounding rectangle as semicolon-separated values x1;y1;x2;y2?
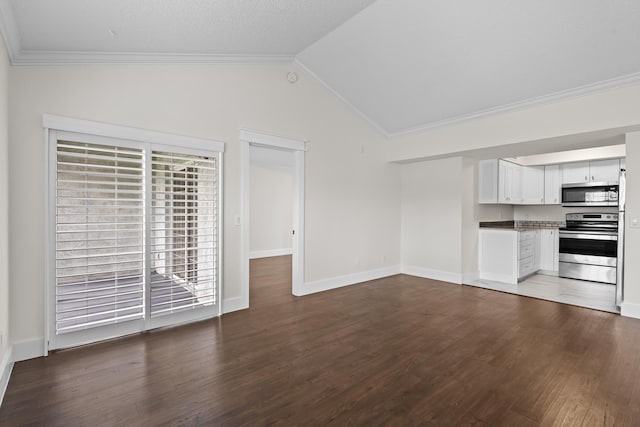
466;273;619;313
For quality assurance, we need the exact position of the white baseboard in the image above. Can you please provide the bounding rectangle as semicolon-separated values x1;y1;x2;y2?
402;265;462;284
478;272;517;285
621;301;640;319
300;265;401;296
537;269;559;277
0;347;13;407
12;338;45;362
462;272;479;284
249;248;293;259
222;296;249;314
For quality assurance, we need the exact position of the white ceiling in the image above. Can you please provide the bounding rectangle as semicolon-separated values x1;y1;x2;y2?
1;0;640;137
296;0;640;135
0;0;376;60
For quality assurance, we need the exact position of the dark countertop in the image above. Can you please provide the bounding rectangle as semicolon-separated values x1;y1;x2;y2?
479;220;564;230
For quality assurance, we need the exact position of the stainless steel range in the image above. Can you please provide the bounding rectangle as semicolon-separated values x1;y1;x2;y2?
559;213;618;284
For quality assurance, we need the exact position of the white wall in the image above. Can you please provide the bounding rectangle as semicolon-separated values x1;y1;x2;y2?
401;158;463;282
513;145;625;166
8;63;401;353
250;163;293;257
400;157;512;283
623;133;640;316
0;35;10;380
388;83;640;162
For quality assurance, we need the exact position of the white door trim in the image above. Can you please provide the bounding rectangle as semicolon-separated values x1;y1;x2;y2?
240;129;306;308
44;116;225;351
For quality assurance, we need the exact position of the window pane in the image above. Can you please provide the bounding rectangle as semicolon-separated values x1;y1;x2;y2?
55;141;145;334
150;151;217;316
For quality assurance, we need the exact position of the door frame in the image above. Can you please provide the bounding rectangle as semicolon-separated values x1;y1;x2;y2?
239;129;305;307
43;114;225;352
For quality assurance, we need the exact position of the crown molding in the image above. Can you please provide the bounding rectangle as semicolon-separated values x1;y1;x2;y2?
0;0;293;65
3;0;640;139
388;71;640;138
293;57;391;138
296;59;640;141
11;50;294;65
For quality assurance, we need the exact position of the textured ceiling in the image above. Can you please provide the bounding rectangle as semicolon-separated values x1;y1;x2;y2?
2;0;640;136
2;0;376;57
297;0;640;135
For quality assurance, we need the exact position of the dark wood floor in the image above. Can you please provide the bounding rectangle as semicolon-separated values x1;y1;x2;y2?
2;255;640;426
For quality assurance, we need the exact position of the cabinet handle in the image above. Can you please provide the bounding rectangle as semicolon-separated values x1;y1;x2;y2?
585;175;588;181
592;175;594;181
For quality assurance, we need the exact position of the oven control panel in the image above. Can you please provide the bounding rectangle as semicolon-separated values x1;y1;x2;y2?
566;213;618;221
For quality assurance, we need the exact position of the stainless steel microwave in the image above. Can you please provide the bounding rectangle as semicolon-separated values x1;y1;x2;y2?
561;182;618;207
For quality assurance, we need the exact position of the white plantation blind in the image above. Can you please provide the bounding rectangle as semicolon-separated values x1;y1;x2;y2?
47;119;224;348
150;151;217;316
55;141;145;333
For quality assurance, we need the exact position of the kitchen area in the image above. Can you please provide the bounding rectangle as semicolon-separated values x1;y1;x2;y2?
471;145;626;313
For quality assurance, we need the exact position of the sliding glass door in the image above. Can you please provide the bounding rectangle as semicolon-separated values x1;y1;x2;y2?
48;130;221;350
149;150;218;320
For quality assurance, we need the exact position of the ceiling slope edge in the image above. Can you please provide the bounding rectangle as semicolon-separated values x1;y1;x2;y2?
388;71;640;138
294;57;390;138
0;0;20;62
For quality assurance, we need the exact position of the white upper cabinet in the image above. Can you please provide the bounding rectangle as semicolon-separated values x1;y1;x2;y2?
498;160;522;204
562;159;621;184
544;165;561;204
521;166;545;204
478;159;498;203
589;159;620;183
561;161;590;184
478;157;624;206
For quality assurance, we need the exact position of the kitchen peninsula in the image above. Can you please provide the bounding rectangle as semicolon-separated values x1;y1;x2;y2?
478;220;563;284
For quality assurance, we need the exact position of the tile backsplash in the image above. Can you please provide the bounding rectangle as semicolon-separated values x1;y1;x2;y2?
516;220;565;228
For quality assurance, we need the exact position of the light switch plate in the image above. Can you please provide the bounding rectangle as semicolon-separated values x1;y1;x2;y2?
631;217;640;228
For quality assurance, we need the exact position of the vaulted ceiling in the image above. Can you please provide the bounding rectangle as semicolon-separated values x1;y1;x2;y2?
1;0;640;137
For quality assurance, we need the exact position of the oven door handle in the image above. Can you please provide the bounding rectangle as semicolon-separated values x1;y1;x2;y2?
559;231;618;241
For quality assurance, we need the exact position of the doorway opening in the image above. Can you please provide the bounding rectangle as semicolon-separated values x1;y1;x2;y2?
239;130;305;311
249;146;295;307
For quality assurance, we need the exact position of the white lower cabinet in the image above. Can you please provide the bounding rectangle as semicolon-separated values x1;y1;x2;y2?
517;230;539;278
538;229;559;274
479;229;541;284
